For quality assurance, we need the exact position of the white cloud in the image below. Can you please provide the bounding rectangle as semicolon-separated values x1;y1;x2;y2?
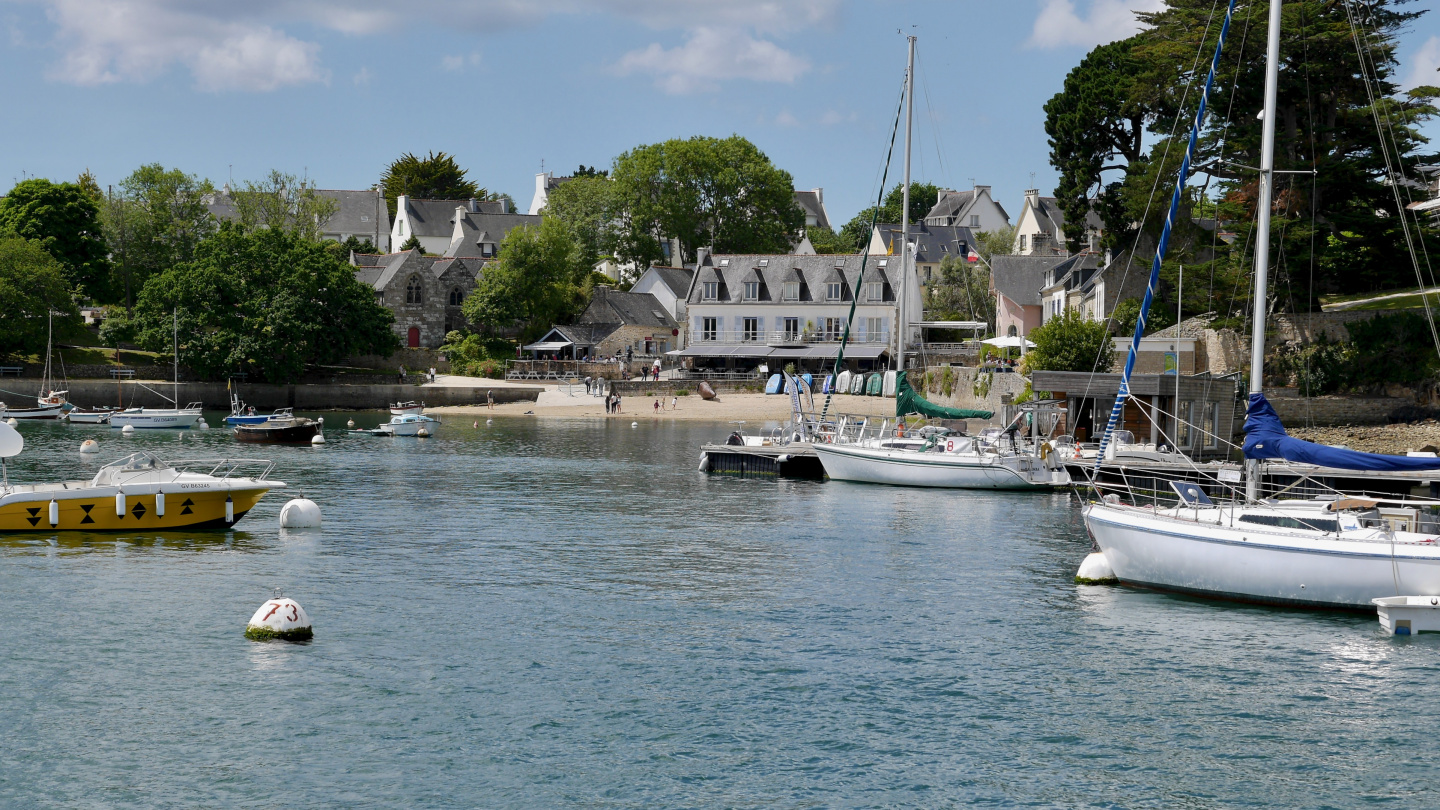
1028;0;1165;50
819;109;855;126
441;51;481;71
28;0;834;92
774;109;800;127
1402;36;1440;92
615;27;810;94
353;66;371;86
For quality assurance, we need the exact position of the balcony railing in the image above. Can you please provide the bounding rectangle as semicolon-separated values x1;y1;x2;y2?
694;329;891;345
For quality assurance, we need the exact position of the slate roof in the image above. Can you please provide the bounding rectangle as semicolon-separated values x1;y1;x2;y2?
872;223;980;264
990;254;1071;307
793;189;831;231
203;188;388;239
399;198;519;238
644;266;695;299
580;288;677;328
924;188;974;224
349;250;484;291
686;253;897;305
443;207;541;256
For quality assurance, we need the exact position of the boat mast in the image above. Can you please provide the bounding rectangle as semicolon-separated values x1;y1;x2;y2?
173;308;180;407
897;34;915;372
40;309;52;398
1246;0;1283;501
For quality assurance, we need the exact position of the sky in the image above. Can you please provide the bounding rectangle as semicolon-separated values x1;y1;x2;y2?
2;0;1437;229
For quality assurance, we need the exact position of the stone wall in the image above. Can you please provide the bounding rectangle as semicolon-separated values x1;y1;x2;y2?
345;349;452;373
612;379;765;397
1268;310;1406;348
47;380;541;411
1267;390;1409;427
909;366;1028;420
594;324;679;359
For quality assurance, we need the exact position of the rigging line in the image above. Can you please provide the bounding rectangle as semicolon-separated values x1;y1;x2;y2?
1340;0;1440;360
1300;0;1319;425
818;70;908;420
1208;0;1257;319
1078;0;1226;408
914;46;952;192
1095;0;1237;473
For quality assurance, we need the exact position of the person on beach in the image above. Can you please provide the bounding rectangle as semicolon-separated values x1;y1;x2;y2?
398;365;407;384
671;396;678;411
653;399;660;414
615;393;622;413
487;390;494;410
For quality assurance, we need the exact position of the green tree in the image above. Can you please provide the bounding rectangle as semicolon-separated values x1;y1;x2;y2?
461;218;589;340
101;164;217;310
132;224;397;383
837;182;942;252
1109;296;1174;335
542;175;619;267
611;135;804;267
379;151;483;217
399;234;424;252
805;226;855;254
229;171;338;242
0;179;111;301
0;232;79;360
573;165;609;178
1026;309;1115;373
925;253;996;329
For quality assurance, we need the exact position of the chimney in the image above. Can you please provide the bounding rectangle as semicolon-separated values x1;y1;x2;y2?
696;247;711;267
468;198;478;213
1104;248;1113;268
975;185;991;196
1024;188;1039;207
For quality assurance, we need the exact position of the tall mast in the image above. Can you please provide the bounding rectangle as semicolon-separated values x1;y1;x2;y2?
898;34;916;371
1246;0;1283;500
173;308;180;407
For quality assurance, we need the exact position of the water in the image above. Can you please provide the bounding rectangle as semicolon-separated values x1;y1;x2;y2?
1;415;1437;808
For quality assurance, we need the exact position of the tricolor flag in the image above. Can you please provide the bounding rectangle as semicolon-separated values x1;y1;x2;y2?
967;246;979;263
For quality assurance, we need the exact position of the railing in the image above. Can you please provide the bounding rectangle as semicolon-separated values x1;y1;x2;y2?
693;330;891;345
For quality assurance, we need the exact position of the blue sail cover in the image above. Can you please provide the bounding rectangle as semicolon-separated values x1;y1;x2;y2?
1243;393;1440;471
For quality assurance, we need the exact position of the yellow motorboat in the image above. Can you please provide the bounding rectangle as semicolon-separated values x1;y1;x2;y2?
0;422;284;532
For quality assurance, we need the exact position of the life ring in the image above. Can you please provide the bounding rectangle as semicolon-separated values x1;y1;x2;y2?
1040;442;1052;460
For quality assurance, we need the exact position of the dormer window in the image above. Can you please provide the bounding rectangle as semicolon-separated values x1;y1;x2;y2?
867;281;884;301
703;281;718;300
782;281;800;301
877;259;888;267
743;281;759;300
481;242;496;258
719;258;730;266
826;282;842;301
758;259;769;267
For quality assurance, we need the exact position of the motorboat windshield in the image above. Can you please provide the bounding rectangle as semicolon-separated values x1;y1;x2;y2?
90;451;170;486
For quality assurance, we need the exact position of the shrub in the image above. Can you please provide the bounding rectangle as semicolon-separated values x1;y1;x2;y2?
941;365;955;397
1026;310;1114;373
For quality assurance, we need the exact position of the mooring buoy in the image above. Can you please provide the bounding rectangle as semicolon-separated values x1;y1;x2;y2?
416;428;429;437
245;591;312;641
1075;551;1118;584
346;418;355;429
79;439;99;454
310;433;326;445
121;424;135;435
279;498;322;528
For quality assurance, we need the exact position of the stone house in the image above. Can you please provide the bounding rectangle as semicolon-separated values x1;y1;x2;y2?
524;287;680;359
352;250;485;348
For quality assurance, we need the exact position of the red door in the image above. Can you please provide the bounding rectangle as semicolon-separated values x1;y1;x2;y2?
407;327;420;348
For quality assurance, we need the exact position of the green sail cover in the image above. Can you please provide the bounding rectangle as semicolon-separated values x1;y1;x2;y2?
895;371;994;420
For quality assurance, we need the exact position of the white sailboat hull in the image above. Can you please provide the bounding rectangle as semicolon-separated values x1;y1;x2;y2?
3;404;68;420
812;443;1066;490
1085;503;1440;609
109;410;202;429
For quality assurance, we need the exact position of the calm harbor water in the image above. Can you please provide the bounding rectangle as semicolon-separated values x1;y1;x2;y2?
1;414;1437;808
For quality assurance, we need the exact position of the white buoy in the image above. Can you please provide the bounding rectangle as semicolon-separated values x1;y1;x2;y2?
486;419;492;425
416;428;429;437
310;433;326;445
49;500;59;527
245;592;313;641
346;418;355;428
198;419;210;430
631;422;638;427
317;416;324;425
121;424;135;435
1075;551;1118;584
279;498;322;528
79;439;98;454
5;418;15;427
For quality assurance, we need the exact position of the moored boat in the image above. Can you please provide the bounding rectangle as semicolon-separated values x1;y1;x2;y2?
232;409;319;443
63;407;119;424
354;413;439;437
110;404;203;429
390;401;425;415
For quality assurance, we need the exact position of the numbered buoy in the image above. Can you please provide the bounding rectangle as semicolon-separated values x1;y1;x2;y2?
346;418;355;428
245;593;312;641
1075;551;1118;584
279;498;322;528
310;433;325;445
79;439;98;454
416;428;429;437
121;424;135;435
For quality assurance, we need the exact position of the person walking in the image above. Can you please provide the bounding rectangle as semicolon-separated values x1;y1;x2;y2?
653;398;660;415
615;393;621;413
671;396;678;411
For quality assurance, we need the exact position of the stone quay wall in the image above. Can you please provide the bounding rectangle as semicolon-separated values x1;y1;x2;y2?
1267;391;1410;427
44;380;541;411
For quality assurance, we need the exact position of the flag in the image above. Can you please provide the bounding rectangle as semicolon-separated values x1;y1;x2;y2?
967;246;979;263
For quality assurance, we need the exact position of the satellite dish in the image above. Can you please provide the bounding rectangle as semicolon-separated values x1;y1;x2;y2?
0;420;23;458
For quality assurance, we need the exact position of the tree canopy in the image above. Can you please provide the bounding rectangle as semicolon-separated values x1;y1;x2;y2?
379;151;483;217
0;179;111;302
229;171;338;242
132;224;397;383
101;164;217;310
1026;309;1115;373
1044;0;1439;309
0;232;79;360
461;218;590;341
542;175;620;268
610;135;804;268
838;182;941;252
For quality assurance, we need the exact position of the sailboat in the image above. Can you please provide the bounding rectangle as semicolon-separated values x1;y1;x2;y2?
109;310;202;430
1081;0;1440;609
3;310;70;419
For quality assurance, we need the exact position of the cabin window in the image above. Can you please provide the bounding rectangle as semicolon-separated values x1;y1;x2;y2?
826;282;842;301
782;281;800;301
702;317;717;341
867;281;884;301
703;282;718;300
449;287;464;306
405;275;423;305
742;318;759;342
743;281;759;300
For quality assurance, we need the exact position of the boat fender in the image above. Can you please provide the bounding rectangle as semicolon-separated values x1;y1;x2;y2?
225;496;234;524
155;491;165;517
1039;442;1051;460
896;422;905;438
698;452;710;473
49;500;59;527
115;489;126;517
245;593;313;642
1075;551;1118;585
279;498;322;528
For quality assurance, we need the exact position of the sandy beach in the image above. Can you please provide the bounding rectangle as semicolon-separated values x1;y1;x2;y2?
428;390;907;424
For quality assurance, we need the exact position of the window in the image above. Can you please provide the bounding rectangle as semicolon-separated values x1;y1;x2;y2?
719;258;730;266
481;243;495;258
867;281;884;301
877;259;888;268
703;281;719;300
970;215;980;227
1177;401;1193;448
1007;324;1017;337
744;281;759;300
1204;401;1219;449
823;318;844;341
742;317;759;342
826;282;842;301
783;318;800;340
702;317;717;341
866;317;883;341
449;287;464;306
405;275;423;305
782;281;800;301
1019;234;1028;252
758;259;769;267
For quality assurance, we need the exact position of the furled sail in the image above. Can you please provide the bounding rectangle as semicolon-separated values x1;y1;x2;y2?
1243;393;1440;471
895;371;993;420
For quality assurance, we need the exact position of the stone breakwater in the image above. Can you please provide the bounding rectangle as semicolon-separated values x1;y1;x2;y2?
1289;421;1440;455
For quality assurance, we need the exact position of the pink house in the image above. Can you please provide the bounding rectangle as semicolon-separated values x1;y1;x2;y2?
991;255;1068;339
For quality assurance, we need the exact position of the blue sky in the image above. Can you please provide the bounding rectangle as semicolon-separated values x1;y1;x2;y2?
2;0;1437;228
